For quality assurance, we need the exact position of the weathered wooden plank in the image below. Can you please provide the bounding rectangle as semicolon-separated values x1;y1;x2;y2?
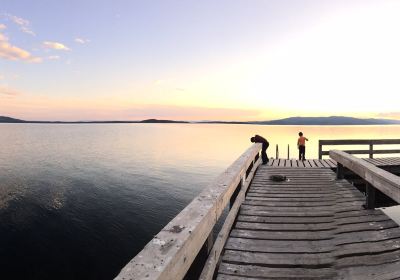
235;221;336;231
237;215;334;224
336;214;391;225
246;193;335;198
217;274;264;280
335;227;400;245
319;159;331;168
313;159;325;168
307;160;317;168
230;229;333;241
225;237;333;253
326;159;338;168
240;197;336;203
222;250;335;266
336;250;400;268
240;204;336;213
239;209;333;217
247;189;336;194
243;200;335;207
336;220;399;234
335;209;386;219
218;263;336;279
336;237;400;257
297;160;306;167
303;160;312;168
337;260;400;280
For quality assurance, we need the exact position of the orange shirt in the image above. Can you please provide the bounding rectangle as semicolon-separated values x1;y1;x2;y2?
298;136;307;146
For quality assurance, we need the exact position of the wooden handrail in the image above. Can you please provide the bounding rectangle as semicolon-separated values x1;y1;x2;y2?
330;150;400;204
115;143;262;280
319;139;400;159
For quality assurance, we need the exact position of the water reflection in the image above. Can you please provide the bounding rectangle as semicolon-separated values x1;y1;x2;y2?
1;123;400;279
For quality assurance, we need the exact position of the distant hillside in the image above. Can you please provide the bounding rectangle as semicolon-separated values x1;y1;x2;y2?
256;116;400;125
0;116;188;124
139;119;189;123
0;116;25;123
201;116;400;125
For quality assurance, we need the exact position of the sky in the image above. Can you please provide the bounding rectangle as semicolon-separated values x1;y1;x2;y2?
1;0;400;121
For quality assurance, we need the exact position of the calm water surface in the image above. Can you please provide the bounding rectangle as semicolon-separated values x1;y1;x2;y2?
1;123;400;279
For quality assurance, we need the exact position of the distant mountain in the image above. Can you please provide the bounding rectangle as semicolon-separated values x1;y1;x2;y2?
0;116;25;123
0;116;188;124
201;116;400;125
139;119;188;123
255;116;400;125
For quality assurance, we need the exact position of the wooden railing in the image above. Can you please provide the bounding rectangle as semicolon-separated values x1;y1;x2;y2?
330;150;400;209
115;144;262;280
319;139;400;159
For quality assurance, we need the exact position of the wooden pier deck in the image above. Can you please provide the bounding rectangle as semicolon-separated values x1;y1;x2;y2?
217;167;400;279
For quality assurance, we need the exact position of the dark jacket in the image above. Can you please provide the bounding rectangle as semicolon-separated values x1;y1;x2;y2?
254;135;268;144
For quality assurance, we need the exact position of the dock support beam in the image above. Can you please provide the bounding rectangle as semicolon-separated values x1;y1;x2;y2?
336;163;344;179
230;177;243;209
366;183;376;209
369;144;374;158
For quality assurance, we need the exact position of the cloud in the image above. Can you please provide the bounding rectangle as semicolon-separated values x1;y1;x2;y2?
74;37;89;44
0;32;42;62
0;85;21;96
43;41;70;51
3;13;35;36
47;55;60;60
0;24;6;30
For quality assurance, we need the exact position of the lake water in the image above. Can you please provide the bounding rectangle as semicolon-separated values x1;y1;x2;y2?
1;123;400;279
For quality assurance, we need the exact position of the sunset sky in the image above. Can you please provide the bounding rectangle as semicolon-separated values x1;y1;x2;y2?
1;0;400;121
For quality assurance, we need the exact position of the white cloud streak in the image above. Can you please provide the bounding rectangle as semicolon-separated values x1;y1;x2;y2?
74;37;89;44
43;41;71;51
0;32;42;62
3;13;35;36
47;55;60;60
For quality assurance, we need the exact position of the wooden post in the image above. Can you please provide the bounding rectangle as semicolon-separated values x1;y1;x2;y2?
369;144;373;159
230;177;243;209
287;144;289;159
366;183;376;209
204;233;214;255
275;144;279;159
318;141;322;159
337;163;344;179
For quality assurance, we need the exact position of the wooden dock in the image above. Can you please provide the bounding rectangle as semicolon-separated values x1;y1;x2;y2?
115;139;400;280
217;167;400;279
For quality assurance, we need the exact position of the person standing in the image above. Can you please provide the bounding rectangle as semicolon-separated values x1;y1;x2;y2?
250;135;269;164
297;132;309;161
